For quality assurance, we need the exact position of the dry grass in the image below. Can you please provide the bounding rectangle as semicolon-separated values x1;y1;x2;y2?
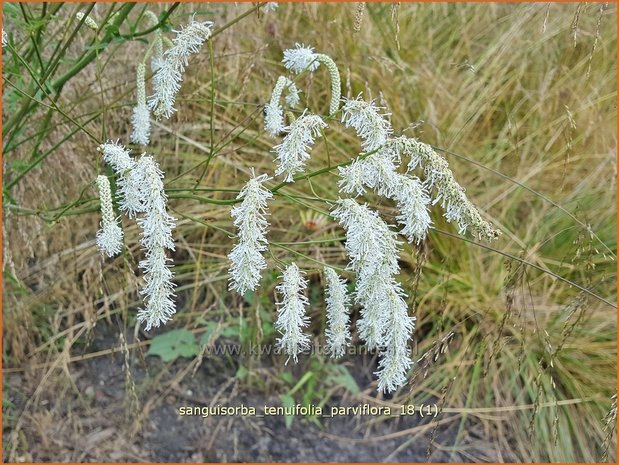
2;2;616;462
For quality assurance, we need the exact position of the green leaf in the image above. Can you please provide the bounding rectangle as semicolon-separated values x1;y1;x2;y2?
242;290;255;306
281;372;294;385
146;329;199;362
222;325;240;337
236;365;249;380
280;394;295;429
329;366;360;394
199;322;218;345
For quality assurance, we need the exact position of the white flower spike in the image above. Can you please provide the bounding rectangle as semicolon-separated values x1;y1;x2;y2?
275;263;311;363
282;44;341;115
264;76;301;137
391;175;432;244
324;267;351;358
341;95;392;152
95;175;123;257
131;63;152;146
273;112;327;182
395;137;501;241
228;171;273;294
375;284;416;393
133;155;177;331
149;17;213;119
283;43;320;73
99;140;135;173
331;198;415;393
98;141;143;218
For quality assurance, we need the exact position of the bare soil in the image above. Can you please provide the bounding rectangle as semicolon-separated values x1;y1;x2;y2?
3;323;466;462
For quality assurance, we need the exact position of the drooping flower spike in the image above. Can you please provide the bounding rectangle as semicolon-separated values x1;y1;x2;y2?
331;198;415;393
98;141;177;330
228;171;273;294
275;263;311;363
149;17;214;119
133;155;177;331
131;63;152;146
264;76;301;137
273;112;327;182
282;43;341;116
341;95;392;152
324;267;351;358
394;137;501;241
95;175;123;257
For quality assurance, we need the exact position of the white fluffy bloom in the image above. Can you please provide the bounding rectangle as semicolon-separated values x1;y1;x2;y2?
98;141;145;218
228;172;273;294
275;263;311;363
282;44;340;115
339;146;432;244
133;155;177;331
118;164;147;219
341;96;392;152
324;267;351;358
391;175;432;244
375;284;415;393
332;199;414;392
331;199;400;349
131;63;151;146
149;18;213;119
282;43;320;73
98;141;176;330
264;76;301;137
95;175;123;257
134;156;176;252
99;140;135;173
273;112;327;182
394;137;501;241
76;12;99;30
338;147;399;197
263;2;279;12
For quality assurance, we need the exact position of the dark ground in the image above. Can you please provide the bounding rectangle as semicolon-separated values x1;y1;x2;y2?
3;323;470;462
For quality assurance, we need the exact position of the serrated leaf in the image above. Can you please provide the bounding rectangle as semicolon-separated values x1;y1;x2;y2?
146;329;199;362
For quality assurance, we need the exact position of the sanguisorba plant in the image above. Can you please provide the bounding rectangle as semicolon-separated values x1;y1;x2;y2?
93;10;499;393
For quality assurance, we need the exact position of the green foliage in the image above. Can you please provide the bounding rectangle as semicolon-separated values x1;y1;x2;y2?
146;329;200;362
